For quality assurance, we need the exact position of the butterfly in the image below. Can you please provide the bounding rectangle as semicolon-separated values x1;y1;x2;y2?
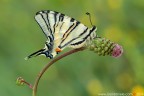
26;10;97;59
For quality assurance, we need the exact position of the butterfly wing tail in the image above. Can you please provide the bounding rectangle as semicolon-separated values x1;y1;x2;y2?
25;48;54;60
25;49;45;60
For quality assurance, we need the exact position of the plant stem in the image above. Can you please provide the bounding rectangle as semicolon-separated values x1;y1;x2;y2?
32;47;85;96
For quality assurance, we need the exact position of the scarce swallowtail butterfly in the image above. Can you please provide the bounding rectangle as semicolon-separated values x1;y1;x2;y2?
26;10;97;59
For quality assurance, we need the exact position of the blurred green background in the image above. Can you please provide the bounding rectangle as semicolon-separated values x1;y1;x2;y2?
0;0;144;96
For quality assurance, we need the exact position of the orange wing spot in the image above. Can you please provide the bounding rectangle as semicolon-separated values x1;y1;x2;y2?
55;48;62;52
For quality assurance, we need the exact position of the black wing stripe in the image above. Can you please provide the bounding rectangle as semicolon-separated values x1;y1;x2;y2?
56;13;64;27
47;35;54;42
70;18;75;22
35;11;52;36
60;14;64;21
83;26;96;40
35;19;47;37
59;23;75;47
70;40;84;46
59;22;64;32
45;12;53;34
71;26;96;46
56;14;60;27
53;12;58;34
35;11;55;41
35;14;50;38
59;21;80;48
38;11;52;34
60;28;88;48
43;11;55;40
62;23;75;39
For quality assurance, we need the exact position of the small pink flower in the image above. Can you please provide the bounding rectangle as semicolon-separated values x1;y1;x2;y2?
112;44;123;58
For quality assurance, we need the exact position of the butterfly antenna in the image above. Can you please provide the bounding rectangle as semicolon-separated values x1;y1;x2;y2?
86;12;93;26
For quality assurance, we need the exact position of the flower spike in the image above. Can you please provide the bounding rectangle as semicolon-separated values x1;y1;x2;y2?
88;37;123;57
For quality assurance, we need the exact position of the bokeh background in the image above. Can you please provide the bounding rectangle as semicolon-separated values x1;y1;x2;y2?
0;0;144;96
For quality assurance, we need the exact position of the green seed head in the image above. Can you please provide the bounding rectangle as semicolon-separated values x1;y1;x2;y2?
87;37;123;57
